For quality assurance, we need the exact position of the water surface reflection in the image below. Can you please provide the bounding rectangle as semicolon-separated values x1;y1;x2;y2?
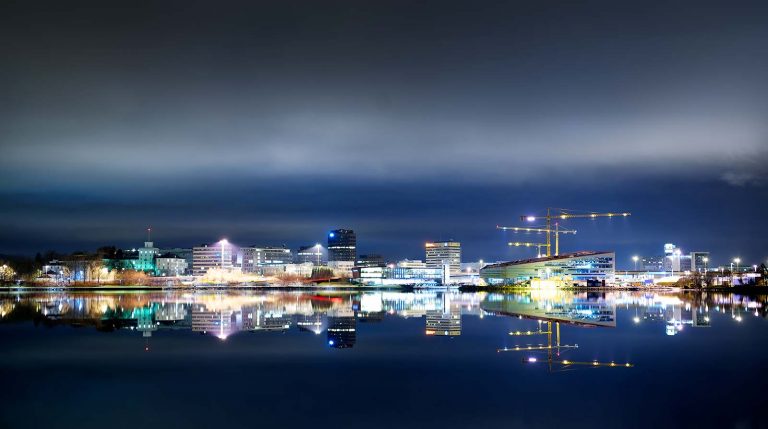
1;290;767;429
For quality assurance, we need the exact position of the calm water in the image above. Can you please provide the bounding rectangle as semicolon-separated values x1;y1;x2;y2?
1;289;767;429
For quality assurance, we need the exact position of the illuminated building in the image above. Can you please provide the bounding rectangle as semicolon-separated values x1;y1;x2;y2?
327;229;356;262
397;259;427;269
159;247;193;271
192;240;235;276
642;256;664;271
425;240;461;274
155;254;188;276
480;251;615;285
296;244;327;265
242;246;293;273
136;241;159;272
352;266;443;286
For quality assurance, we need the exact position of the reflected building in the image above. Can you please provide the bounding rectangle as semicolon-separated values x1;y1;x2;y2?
191;304;239;339
135;307;157;337
425;294;461;336
298;314;327;334
327;309;356;348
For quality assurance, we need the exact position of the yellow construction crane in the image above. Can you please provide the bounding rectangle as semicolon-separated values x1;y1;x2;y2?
518;208;630;257
498;226;577;257
498;320;633;372
507;241;551;258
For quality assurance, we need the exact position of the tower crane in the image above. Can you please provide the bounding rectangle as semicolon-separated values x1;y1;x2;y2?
516;208;630;257
498;226;577;257
506;241;552;258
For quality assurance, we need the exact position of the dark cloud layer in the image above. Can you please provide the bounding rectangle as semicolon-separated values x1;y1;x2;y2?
1;0;767;265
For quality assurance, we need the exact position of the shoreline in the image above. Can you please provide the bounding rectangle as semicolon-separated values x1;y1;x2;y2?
1;284;765;294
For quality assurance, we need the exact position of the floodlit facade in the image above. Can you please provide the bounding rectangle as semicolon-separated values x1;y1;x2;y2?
425;240;461;274
328;229;356;262
137;241;159;272
192;241;235;276
480;251;616;285
241;246;293;273
156;255;188;276
352;265;444;286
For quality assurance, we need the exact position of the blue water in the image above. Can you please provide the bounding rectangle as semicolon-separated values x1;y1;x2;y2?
1;290;766;429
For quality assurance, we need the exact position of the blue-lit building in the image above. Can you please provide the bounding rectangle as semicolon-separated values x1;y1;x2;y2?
480;251;615;285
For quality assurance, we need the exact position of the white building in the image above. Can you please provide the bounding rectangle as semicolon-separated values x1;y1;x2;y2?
242;246;293;273
192;240;235;276
425;241;461;274
155;256;188;277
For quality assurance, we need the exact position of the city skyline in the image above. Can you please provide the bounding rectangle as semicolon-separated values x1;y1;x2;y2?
2;0;767;265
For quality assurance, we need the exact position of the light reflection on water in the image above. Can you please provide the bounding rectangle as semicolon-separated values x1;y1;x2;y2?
1;289;767;428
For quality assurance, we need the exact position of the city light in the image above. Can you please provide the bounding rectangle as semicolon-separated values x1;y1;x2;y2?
526;216;536;222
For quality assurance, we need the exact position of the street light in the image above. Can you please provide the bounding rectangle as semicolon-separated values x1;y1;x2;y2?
632;255;639;271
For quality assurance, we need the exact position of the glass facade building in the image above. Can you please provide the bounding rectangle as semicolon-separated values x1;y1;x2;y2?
480;251;615;285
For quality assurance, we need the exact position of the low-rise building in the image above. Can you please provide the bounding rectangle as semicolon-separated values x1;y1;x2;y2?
481;251;616;285
155;254;188;277
242;246;293;273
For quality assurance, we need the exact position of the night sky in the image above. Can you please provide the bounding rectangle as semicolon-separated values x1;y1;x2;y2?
1;0;767;267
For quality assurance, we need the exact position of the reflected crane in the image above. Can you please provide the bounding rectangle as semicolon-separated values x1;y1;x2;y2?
498;320;633;372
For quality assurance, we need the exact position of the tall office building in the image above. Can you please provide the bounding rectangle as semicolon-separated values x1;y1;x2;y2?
425;240;461;274
328;229;356;262
192;240;235;275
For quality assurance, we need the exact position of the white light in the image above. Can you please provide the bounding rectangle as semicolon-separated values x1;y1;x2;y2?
526;216;536;222
528;357;537;363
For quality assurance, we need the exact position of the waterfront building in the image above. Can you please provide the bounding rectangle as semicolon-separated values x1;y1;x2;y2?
480;251;615;285
397;259;427;269
155;253;188;277
356;254;384;267
352;265;444;286
192;240;235;276
642;256;664;272
42;260;68;280
328;229;356;262
159;247;193;272
241;246;293;273
425;240;461;274
136;241;159;272
296;244;326;265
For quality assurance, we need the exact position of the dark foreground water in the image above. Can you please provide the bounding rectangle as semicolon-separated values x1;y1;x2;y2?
1;289;767;429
